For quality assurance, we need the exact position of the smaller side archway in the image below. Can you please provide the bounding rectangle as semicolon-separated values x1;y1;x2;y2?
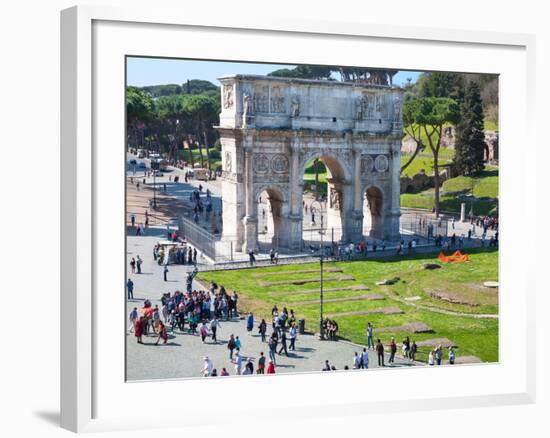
363;185;385;239
255;185;289;251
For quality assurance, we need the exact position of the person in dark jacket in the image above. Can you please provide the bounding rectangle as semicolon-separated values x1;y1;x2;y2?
278;330;288;356
376;339;385;367
389;338;397;364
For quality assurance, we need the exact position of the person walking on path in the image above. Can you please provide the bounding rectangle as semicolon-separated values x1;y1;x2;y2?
126;278;134;299
361;348;369;369
353;352;361;369
199;322;209;343
134;316;145;344
227;334;236;360
449;346;456;365
155;321;168;345
257;352;266;374
242;360;254;375
233;350;243;375
435;345;443;365
246;312;254;334
235;336;241;351
258;318;267;342
428;349;435;366
130;257;136;274
268;333;277;365
128;307;138;333
163;265;169;282
376;339;385;367
278;330;289;356
402;336;410;359
136;255;142;274
389;338;397;364
202;356;213;377
410;340;417;361
366;322;374;349
130;213;136;228
248;250;256;266
289;323;297;351
210;317;221;343
267;359;276;374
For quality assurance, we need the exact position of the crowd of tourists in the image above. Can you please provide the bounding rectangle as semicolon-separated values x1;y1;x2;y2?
153;242;196;266
129;281;458;375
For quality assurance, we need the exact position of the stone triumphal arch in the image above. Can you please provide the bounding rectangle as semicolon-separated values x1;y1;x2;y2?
216;74;403;253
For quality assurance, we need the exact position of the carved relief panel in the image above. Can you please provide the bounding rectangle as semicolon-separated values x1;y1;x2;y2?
253;85;269;113
270;86;286;113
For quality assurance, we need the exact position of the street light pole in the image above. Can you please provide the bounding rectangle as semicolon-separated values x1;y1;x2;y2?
312;199;325;340
320;213;324;340
153;141;158;209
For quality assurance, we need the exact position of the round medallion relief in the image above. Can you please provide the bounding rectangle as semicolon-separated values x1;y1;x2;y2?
361;155;374;173
253;154;270;173
374;154;389;172
271;154;289;173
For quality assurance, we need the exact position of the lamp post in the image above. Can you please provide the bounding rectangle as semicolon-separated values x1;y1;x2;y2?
152;140;159;209
311;199;326;339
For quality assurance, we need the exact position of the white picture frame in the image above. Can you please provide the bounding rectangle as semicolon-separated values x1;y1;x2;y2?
61;4;536;433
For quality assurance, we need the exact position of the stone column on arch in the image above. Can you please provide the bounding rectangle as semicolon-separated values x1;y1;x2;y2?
384;140;402;241
286;136;304;252
241;140;258;252
350;143;365;243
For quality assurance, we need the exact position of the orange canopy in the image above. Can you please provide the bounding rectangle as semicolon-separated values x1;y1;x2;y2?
438;250;470;263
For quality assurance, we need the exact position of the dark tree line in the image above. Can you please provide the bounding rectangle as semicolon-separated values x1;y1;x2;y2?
126;82;221;170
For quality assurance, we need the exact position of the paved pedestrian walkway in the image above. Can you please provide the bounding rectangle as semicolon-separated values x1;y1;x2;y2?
126;235;418;380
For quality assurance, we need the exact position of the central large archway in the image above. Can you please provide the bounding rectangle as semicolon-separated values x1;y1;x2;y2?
300;153;351;246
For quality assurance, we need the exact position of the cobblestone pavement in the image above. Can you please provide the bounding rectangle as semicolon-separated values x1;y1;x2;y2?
126;235;418;381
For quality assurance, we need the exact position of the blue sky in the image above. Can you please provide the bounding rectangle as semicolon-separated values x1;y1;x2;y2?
126;57;421;88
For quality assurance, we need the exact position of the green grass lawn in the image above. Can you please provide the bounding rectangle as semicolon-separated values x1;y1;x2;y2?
400;154;454;178
401;168;498;215
198;249;499;363
303;161;328;193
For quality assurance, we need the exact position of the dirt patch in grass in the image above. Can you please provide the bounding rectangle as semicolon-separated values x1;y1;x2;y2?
454;355;482;364
269;284;369;296
328;307;404;317
253;267;342;277
430;290;480;307
416;338;456;348
291;294;385;306
260;275;354;287
379;322;434;334
375;277;400;286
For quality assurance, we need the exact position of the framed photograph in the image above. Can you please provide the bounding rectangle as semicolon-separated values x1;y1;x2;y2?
61;5;536;432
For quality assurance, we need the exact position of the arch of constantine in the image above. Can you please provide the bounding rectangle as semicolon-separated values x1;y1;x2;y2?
216;74;404;253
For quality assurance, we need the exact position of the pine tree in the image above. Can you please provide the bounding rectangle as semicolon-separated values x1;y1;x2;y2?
454;82;486;176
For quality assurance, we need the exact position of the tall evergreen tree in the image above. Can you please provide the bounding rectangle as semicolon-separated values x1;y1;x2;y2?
454;82;486;176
